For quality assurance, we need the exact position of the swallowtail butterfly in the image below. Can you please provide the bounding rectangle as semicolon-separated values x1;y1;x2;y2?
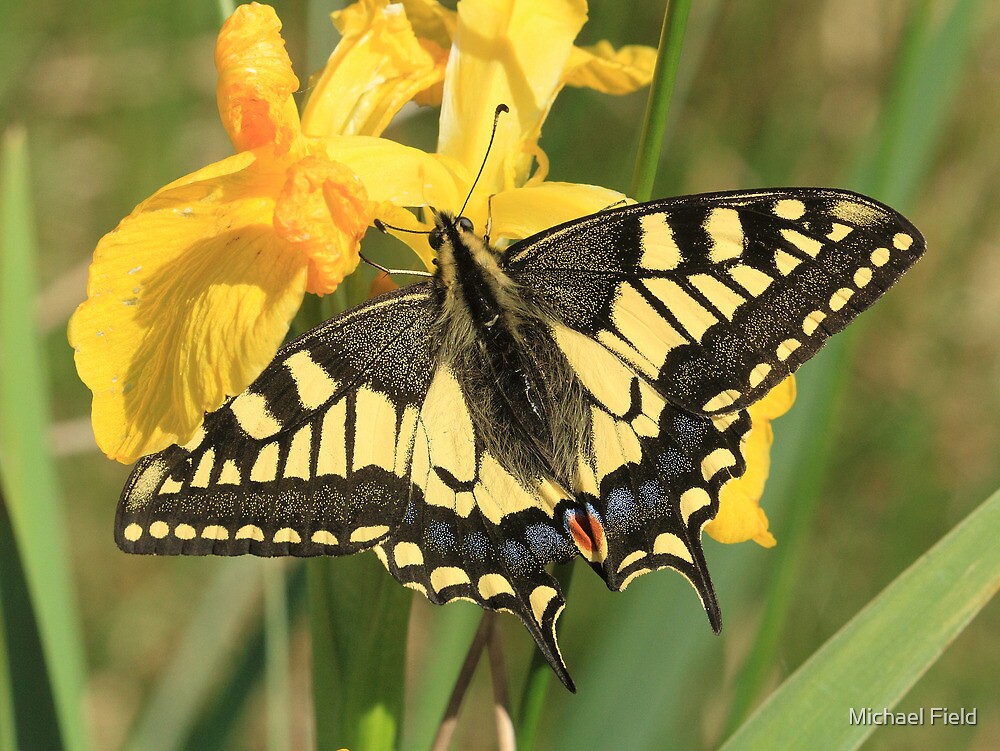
117;186;923;690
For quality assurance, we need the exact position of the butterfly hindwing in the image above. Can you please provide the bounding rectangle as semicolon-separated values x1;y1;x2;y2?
379;363;579;689
554;323;751;624
116;285;440;555
505;188;925;415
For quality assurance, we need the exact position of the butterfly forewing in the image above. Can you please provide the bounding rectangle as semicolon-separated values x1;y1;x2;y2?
117;285;440;555
505;188;925;415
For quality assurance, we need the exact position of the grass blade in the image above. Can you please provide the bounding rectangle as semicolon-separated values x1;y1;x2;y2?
630;0;692;202
264;561;292;751
0;480;63;750
720;485;1000;751
0;126;88;751
182;563;307;751
309;554;411;751
723;0;983;730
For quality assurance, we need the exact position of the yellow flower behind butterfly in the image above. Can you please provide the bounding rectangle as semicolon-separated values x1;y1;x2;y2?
69;0;788;546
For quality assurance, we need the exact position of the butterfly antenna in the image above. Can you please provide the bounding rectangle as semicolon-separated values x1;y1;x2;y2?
457;103;509;220
373;218;430;236
363;221;434;278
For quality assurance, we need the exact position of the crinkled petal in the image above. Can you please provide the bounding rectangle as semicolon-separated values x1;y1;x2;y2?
563;41;656;94
487;181;627;242
705;377;795;547
274;154;374;294
439;0;587;194
216;2;303;155
321;134;468;211
68;152;307;462
302;0;447;138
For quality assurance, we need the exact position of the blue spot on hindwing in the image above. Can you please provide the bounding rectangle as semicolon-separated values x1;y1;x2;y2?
658;446;692;476
424;520;455;553
672;413;707;449
639;479;659;506
604;488;642;533
524;524;575;560
501;540;535;577
463;531;490;561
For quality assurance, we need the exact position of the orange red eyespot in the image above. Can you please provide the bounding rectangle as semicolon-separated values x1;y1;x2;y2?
566;505;607;563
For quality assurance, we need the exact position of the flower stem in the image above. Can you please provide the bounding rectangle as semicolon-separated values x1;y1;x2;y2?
630;0;692;202
514;561;576;750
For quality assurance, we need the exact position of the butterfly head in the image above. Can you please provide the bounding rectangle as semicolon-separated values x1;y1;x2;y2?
427;210;502;285
428;211;475;253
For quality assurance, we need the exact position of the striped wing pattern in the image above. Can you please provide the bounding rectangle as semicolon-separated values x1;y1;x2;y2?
117;289;579;685
116;187;924;690
554;323;751;624
506;188;925;415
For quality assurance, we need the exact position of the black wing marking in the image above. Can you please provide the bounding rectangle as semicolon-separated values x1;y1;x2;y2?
116;286;581;688
505;188;924;415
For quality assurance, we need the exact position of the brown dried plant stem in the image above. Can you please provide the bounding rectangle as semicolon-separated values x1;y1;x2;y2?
430;613;493;751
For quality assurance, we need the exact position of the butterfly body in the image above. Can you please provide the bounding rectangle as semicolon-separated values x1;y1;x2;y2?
117;189;925;690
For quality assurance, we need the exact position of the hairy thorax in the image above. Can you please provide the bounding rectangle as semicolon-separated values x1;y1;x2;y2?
432;215;589;488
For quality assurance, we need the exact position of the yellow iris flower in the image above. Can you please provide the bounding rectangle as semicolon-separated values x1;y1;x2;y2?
69;0;789;547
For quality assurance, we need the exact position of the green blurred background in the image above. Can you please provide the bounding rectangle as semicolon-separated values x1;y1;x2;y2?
1;0;999;749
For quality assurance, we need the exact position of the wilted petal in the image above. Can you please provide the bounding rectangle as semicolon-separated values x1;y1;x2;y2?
302;0;447;138
563;41;656;94
706;377;796;547
68;152;307;462
216;2;302;155
439;0;587;194
273;155;374;294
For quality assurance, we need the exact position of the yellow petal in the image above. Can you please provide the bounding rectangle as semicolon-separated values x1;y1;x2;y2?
705;378;795;547
563;41;656;94
438;0;587;194
215;2;302;155
273;155;374;295
487;181;627;242
752;374;796;420
302;0;447;138
68;152;307;462
322;134;468;211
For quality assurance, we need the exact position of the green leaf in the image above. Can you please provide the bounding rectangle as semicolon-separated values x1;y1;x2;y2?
264;561;292;751
724;0;984;730
181;563;306;751
0;126;88;751
630;0;692;202
309;554;411;751
720;486;1000;751
400;602;481;751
